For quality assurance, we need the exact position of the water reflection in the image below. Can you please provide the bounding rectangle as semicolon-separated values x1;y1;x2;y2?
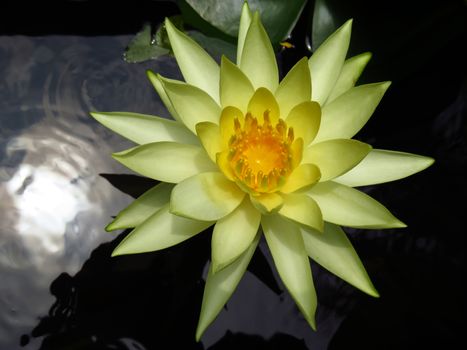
0;35;175;349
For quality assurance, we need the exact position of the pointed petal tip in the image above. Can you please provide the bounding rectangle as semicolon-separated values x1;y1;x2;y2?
111;247;124;258
252;10;260;20
195;332;202;343
370;288;381;298
382;81;392;90
304;312;317;331
111;152;123;159
425;156;436;168
361;51;372;60
146;69;156;79
105;221;118;232
338;18;353;34
395;220;407;228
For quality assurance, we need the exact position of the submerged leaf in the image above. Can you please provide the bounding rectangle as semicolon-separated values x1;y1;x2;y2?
124;23;169;63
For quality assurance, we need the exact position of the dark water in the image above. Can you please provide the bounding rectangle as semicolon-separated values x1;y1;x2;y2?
1;5;466;349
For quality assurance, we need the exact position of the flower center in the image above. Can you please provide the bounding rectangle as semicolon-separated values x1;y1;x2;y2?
228;111;294;193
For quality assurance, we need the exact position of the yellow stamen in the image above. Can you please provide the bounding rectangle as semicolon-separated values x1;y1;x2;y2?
227;109;297;193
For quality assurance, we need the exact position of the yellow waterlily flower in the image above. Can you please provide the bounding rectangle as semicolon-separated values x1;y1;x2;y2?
91;3;433;340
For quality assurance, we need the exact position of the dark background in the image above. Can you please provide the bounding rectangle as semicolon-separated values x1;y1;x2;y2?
0;0;466;349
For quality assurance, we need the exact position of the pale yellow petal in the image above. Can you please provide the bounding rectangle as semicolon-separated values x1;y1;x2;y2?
165;18;220;102
112;204;212;256
275;57;311;118
303;139;371;181
314;82;391;143
280;163;321;193
249;192;283;214
247;87;280;125
195;122;222;162
106;182;174;231
262;215;317;329
301;223;379;297
159;77;221;134
236;1;253;66
170;172;245;221
219;106;245;147
216;150;236;181
279;193;323;232
327;52;372;103
285;101;321;146
220;56;254;113
146;71;182;122
307;181;406;229
196;232;259;341
334;149;435;187
90;111;198;145
240;12;278;91
309;19;352;105
211;197;260;272
112;142;217;183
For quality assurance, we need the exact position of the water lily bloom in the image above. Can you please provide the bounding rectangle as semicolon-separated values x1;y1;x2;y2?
91;3;433;340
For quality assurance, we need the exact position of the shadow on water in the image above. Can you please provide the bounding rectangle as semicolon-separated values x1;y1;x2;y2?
24;230;308;350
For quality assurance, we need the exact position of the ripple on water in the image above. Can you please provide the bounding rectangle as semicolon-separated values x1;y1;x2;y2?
0;35;180;349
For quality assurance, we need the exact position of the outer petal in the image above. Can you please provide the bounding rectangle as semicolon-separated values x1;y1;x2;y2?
165;18;220;102
303;139;372;181
262;215;317;330
333;149;435;187
279;193;323;232
308;19;352;105
106;182;174;231
112;204;212;256
307;181;406;228
220;56;254;113
247;87;280;125
285;101;321;146
249;192;283;214
211;197;260;272
314;82;391;143
280;163;321;193
170;172;245;221
327;52;372;103
236;1;253;66
195;122;222;162
240;12;279;91
90;111;198;145
112;142;217;183
147;71;181;122
275;57;311;118
159;77;221;134
301;223;379;297
196;232;259;341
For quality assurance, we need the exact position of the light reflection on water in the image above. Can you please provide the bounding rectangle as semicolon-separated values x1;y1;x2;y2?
0;35;178;349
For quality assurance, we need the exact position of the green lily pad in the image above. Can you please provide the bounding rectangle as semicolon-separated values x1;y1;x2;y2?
181;0;307;46
124;23;169;63
311;0;339;51
188;31;237;62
